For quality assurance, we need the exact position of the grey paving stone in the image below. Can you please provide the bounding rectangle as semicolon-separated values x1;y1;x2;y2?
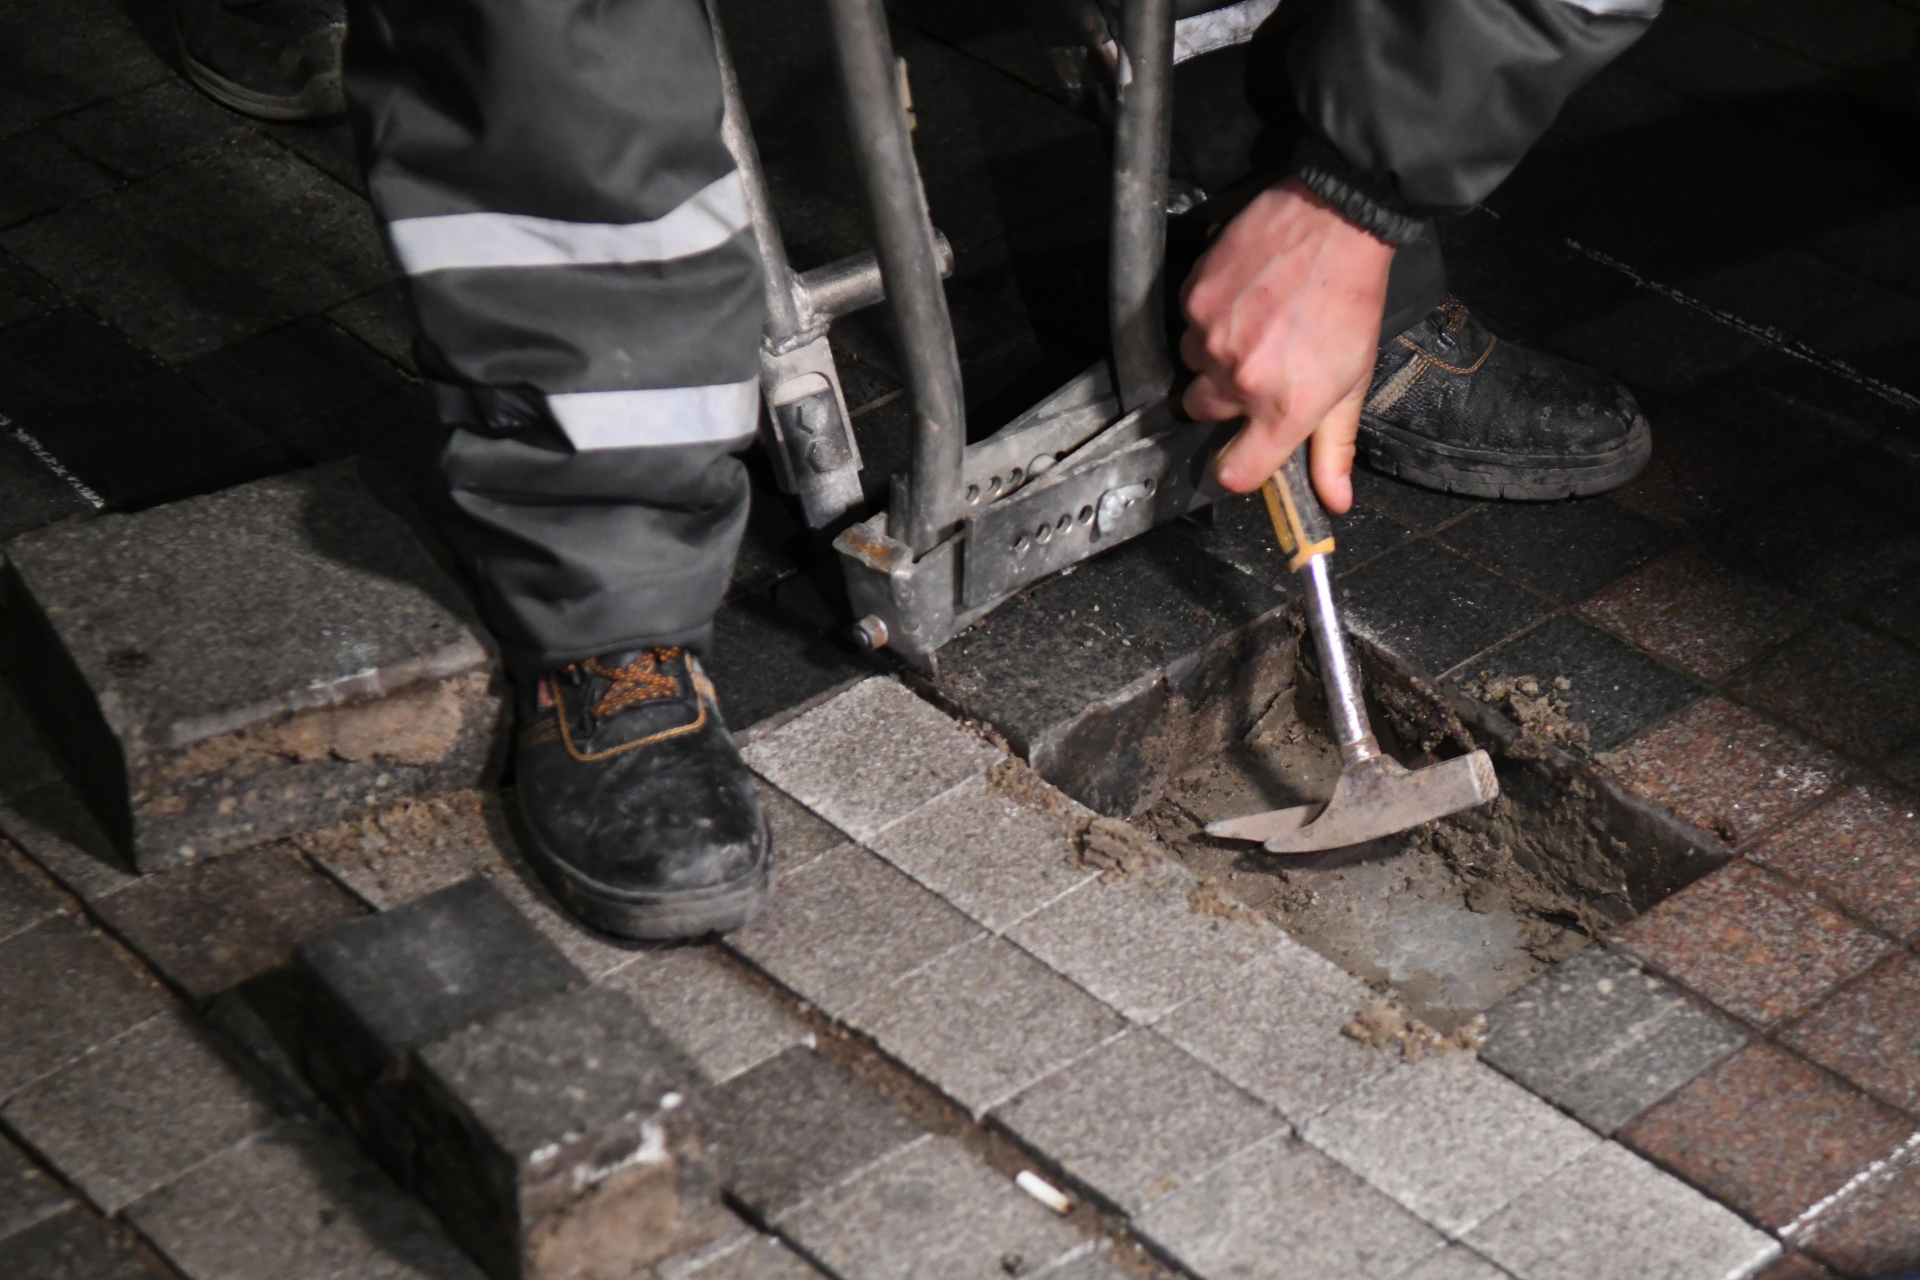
1133;1131;1443;1280
866;774;1096;932
0;429;93;544
0;914;166;1100
704;1046;925;1222
753;775;853;875
182;315;409;435
3;464;503;869
1394;1245;1515;1280
127;1121;487;1280
1481;949;1748;1135
990;1028;1284;1215
1303;1052;1602;1237
90;842;368;1001
0;1207;174;1280
1155;942;1395;1121
293;790;507;910
482;854;648;981
1464;1141;1780;1280
0;0;174;132
1;1010;279;1211
0;128;116;229
44;79;256;182
0;1133;71;1243
0;138;393;362
851;934;1126;1116
0;838;64;944
600;946;807;1085
740;678;1002;843
414;986;726;1280
327;282;419;371
1033;1250;1130;1280
688;1234;828;1279
1003;861;1277;1023
779;1135;1086;1280
728;844;981;1016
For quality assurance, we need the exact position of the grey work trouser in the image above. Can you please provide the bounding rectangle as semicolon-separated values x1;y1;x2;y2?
343;0;766;675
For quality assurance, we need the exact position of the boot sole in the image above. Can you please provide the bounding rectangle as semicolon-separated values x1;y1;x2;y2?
520;816;773;942
1359;412;1653;501
179;34;347;121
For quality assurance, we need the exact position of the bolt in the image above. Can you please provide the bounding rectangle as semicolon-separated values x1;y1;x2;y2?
852;615;889;652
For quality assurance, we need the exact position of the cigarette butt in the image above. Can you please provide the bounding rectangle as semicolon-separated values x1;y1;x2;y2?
1016;1169;1072;1215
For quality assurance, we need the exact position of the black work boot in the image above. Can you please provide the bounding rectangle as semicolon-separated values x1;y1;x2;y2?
1359;299;1652;500
176;0;346;121
515;648;771;940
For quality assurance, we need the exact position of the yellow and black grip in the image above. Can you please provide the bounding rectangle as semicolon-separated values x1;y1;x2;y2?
1259;447;1336;573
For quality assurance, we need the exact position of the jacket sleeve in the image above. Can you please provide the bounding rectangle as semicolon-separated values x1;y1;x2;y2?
1281;0;1661;243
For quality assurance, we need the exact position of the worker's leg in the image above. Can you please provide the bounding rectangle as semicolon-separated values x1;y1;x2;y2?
345;0;773;939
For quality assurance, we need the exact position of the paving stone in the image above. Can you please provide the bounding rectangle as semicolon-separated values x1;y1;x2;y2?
1133;1130;1442;1280
1452;614;1704;752
1303;1052;1602;1236
0;427;94;542
1610;859;1890;1027
1032;1250;1129;1280
264;118;368;196
600;946;807;1085
1751;783;1920;939
1438;498;1681;605
1184;488;1410;590
741;678;1001;842
1861;571;1920;650
0;1133;71;1243
1779;950;1920;1116
0;309;162;419
0;775;139;902
1705;478;1920;614
480;853;648;981
45;79;257;182
1340;539;1552;678
90;842;366;1001
850;934;1125;1115
866;773;1096;931
279;379;440;469
291;790;505;910
1481;948;1747;1135
0;913;166;1099
703;1046;924;1222
0;0;174;132
778;1135;1085;1280
1729;621;1920;763
706;595;870;735
0;837;64;943
1350;468;1486;533
1579;548;1823;683
182;316;410;436
752;776;852;875
413;986;727;1280
1748;1252;1836;1280
728;843;982;1016
126;1120;486;1280
1004;860;1276;1023
1795;1139;1920;1279
1;1010;279;1211
689;1234;827;1280
1617;1040;1913;1231
1600;698;1847;846
1463;1140;1779;1280
1394;1245;1514;1280
1154;942;1393;1121
0;128;117;229
326;282;418;371
991;1028;1283;1214
2;464;504;868
0;138;394;363
0;1207;175;1280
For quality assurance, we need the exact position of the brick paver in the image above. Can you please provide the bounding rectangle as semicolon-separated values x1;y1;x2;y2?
1750;784;1920;940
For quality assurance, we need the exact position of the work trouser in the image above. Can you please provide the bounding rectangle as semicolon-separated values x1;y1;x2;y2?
343;0;765;676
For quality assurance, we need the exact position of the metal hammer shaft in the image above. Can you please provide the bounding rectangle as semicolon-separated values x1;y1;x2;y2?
1259;449;1381;765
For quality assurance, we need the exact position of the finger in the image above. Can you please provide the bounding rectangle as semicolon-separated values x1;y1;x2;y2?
1213;404;1314;494
1307;371;1368;514
1183;371;1245;424
1179;323;1210;374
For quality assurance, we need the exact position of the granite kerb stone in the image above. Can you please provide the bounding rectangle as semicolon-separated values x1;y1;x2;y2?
1;463;505;870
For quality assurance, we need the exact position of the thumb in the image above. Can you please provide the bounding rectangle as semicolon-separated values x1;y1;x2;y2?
1307;371;1367;514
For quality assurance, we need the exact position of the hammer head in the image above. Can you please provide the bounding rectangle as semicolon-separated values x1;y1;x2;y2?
1205;750;1499;853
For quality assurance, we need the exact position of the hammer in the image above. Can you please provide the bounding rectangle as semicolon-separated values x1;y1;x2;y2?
1207;448;1498;853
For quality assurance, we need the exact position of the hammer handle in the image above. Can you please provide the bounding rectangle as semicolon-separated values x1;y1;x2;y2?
1259;449;1336;571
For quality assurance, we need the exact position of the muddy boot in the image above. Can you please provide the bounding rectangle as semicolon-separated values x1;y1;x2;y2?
1359;299;1652;500
515;647;771;940
176;0;347;121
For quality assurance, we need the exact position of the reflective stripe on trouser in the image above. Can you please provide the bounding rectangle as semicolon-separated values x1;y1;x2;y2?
343;0;766;668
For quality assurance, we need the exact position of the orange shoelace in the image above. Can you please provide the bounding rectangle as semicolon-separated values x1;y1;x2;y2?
581;648;682;718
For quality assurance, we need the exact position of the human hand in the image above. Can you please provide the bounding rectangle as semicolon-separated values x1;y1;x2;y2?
1179;177;1395;513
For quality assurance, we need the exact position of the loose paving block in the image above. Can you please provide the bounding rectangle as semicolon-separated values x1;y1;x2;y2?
1610;860;1889;1026
1303;1052;1602;1237
0;1133;71;1243
91;841;367;1000
1155;941;1397;1121
1750;782;1920;939
413;986;727;1280
727;844;981;1017
1;1010;279;1212
991;1028;1283;1214
127;1121;487;1280
1579;548;1820;683
0;1207;175;1280
1464;1141;1779;1280
739;678;1001;843
1617;1041;1912;1231
851;934;1125;1115
601;947;807;1085
703;1046;924;1222
778;1136;1085;1280
866;774;1095;931
1600;698;1846;847
1795;1141;1920;1278
0;838;64;943
1482;948;1747;1134
1133;1131;1442;1280
1779;950;1920;1115
1;464;504;869
0;913;167;1099
1005;860;1275;1023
